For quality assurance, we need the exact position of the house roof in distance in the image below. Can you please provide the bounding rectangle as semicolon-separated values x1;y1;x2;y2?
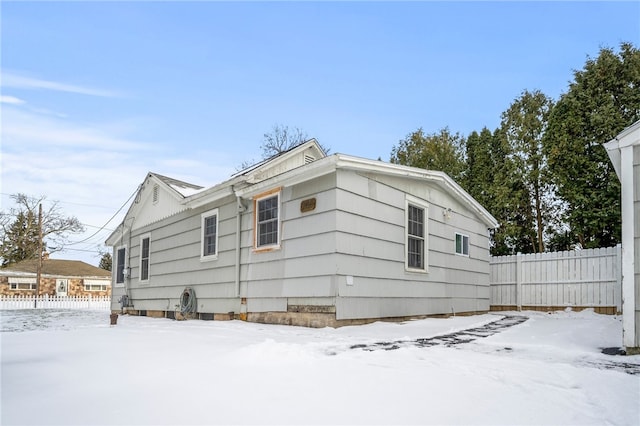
0;259;111;278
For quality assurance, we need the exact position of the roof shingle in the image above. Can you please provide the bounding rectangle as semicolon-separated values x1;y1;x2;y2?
1;259;111;278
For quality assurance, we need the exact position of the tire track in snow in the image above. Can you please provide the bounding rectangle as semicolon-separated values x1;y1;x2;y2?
348;315;640;375
350;315;528;351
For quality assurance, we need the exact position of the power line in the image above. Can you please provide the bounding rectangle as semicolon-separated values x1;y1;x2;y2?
0;192;115;211
55;247;103;254
82;223;115;231
66;187;138;246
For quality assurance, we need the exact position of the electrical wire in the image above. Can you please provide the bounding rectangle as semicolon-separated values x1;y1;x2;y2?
0;192;115;211
65;187;139;246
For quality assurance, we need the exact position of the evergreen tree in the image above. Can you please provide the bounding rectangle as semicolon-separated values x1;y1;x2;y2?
99;252;112;271
390;127;465;182
0;194;84;267
501;90;555;253
463;129;492;208
488;128;536;255
544;42;640;248
463;127;524;255
0;211;42;267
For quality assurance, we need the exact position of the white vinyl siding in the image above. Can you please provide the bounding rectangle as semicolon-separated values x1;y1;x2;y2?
456;233;469;256
139;235;150;282
201;208;219;261
405;196;428;272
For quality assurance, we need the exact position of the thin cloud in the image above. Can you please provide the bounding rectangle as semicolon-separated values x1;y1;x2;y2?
2;107;150;151
1;71;125;98
0;95;26;104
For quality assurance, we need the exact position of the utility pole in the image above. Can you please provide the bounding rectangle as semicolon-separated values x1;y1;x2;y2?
34;203;43;308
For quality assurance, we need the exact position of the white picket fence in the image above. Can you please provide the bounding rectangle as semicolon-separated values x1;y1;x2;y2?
490;245;622;313
0;295;111;310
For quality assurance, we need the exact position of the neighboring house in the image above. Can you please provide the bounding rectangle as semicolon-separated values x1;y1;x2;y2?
604;119;640;354
0;256;112;297
106;140;498;327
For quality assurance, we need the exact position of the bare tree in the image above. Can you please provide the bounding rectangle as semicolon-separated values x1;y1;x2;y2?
0;194;85;267
262;124;330;157
261;124;310;157
237;124;329;171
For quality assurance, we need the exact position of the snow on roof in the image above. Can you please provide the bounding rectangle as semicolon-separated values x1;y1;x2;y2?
151;173;205;197
168;183;206;197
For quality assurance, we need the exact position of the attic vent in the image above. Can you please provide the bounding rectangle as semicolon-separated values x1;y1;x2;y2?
304;154;315;164
153;184;159;204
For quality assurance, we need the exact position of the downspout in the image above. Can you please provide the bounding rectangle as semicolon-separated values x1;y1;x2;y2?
124;216;135;309
235;195;246;298
121;184;143;310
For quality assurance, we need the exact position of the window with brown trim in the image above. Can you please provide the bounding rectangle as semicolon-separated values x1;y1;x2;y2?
254;190;281;249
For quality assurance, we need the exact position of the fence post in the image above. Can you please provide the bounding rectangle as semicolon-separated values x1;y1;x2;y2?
616;244;622;313
516;252;522;311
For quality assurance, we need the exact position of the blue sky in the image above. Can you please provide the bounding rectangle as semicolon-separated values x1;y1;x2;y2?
1;1;639;265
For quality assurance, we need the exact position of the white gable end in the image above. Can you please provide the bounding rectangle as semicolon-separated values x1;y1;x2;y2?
246;140;325;184
130;176;191;231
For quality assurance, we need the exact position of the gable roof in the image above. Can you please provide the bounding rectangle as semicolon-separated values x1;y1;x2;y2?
604;119;640;178
232;153;499;229
232;139;326;179
107;140;328;244
107;138;497;245
0;259;111;278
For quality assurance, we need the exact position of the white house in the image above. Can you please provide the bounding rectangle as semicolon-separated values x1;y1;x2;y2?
106;140;498;327
604;120;640;354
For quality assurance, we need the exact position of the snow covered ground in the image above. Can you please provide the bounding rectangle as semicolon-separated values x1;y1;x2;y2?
1;309;639;426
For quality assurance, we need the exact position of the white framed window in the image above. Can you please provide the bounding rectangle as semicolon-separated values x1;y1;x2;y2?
255;190;281;250
139;235;150;282
201;208;219;261
84;280;109;291
115;245;127;285
9;278;37;290
405;196;428;272
455;233;470;256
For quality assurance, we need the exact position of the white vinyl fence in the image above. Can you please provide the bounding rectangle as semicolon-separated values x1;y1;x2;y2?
490;245;622;313
0;295;111;310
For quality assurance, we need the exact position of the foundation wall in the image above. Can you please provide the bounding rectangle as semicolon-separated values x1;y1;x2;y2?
490;305;619;315
112;308;489;328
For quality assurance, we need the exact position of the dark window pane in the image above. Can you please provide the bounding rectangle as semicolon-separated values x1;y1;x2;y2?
203;215;217;255
257;195;279;247
116;248;126;283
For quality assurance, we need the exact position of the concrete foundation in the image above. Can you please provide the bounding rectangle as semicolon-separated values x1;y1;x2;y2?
112;308;489;328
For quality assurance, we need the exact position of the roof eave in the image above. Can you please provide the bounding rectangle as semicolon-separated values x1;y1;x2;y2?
335;155;500;229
